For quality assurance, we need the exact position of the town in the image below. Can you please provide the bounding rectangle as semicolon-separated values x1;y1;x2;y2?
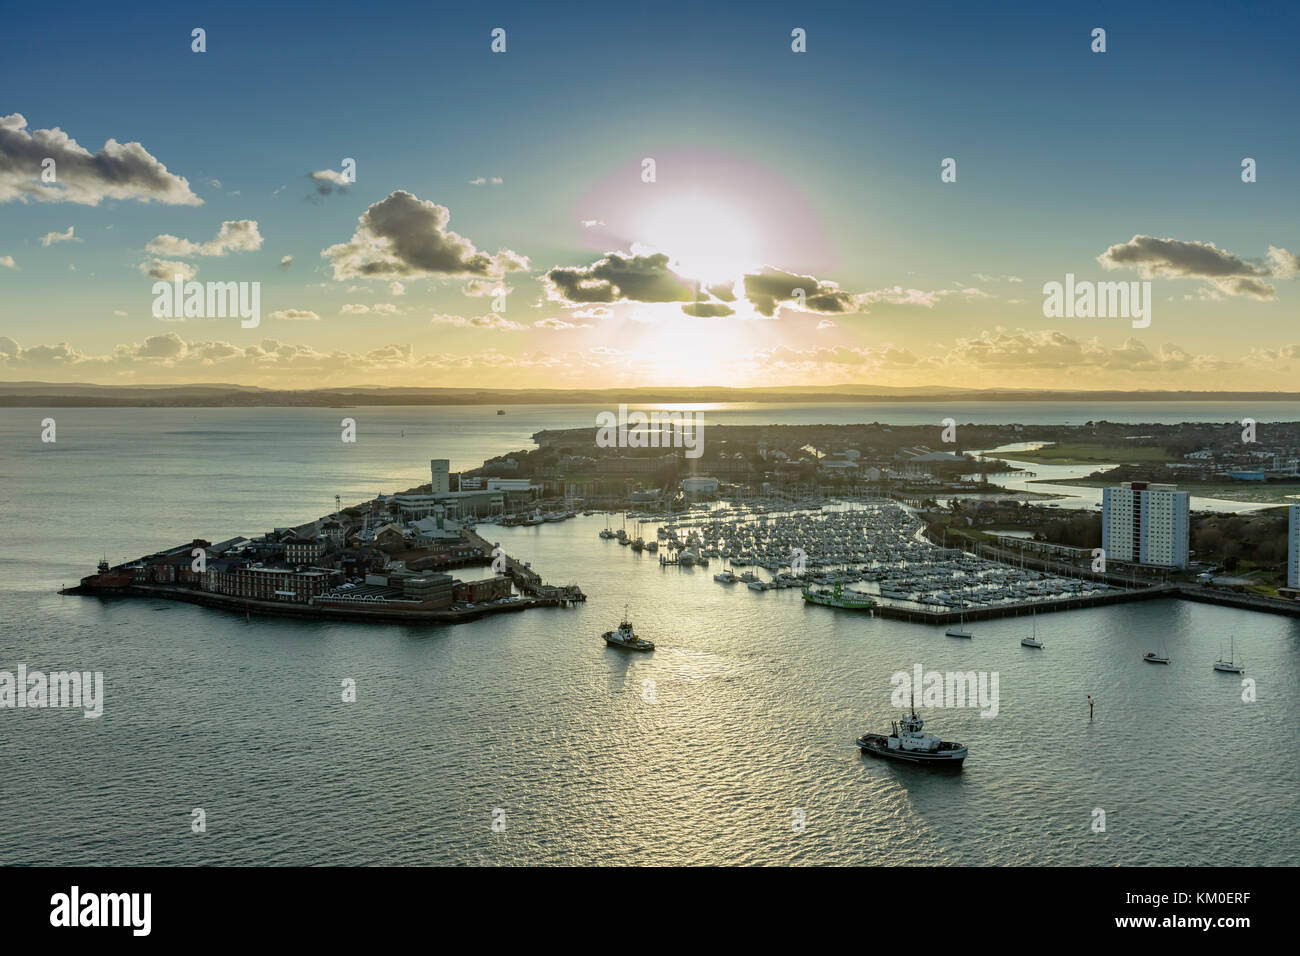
68;418;1300;622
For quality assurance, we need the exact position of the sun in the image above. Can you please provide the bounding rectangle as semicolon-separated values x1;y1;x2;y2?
636;193;761;285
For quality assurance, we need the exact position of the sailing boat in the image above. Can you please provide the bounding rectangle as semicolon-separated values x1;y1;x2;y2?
1143;643;1171;664
1021;610;1044;648
945;611;973;638
1213;636;1244;673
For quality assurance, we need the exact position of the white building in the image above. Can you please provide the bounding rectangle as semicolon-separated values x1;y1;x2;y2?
1288;504;1299;589
680;476;719;495
430;459;450;493
1101;481;1189;568
485;478;533;492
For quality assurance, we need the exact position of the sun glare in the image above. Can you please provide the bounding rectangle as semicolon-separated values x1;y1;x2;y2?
637;194;761;285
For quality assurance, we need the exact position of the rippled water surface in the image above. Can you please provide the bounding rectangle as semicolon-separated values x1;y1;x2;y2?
1;406;1297;865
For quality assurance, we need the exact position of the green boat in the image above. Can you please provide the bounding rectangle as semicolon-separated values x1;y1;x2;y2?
801;581;876;611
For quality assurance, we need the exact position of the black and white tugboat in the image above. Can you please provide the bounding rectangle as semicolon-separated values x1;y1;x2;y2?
602;608;654;652
856;696;968;767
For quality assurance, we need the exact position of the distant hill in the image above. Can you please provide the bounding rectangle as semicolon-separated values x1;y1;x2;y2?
1;381;1299;407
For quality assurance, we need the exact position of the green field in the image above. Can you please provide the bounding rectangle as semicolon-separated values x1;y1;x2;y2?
1031;476;1300;505
1006;442;1174;466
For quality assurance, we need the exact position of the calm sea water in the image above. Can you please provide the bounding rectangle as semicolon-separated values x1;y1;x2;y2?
1;404;1297;865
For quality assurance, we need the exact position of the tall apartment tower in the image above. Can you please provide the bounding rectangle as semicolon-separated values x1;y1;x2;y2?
430;459;450;494
1288;504;1300;589
1101;481;1189;569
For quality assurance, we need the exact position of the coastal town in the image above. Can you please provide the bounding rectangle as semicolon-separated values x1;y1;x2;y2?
68;418;1300;624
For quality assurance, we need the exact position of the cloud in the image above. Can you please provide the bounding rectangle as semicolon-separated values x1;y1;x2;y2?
139;259;198;281
308;169;350;195
1265;246;1300;280
462;278;508;297
855;285;987;308
743;268;856;315
0;255;15;269
1097;234;1289;299
40;225;80;246
941;328;1231;373
681;302;736;317
388;281;405;296
280;255;293;268
816;318;837;329
469;176;503;185
754;343;921;370
269;309;320;321
0;113;201;205
322;190;529;280
544;252;696;305
113;309;127;317
146;220;263;257
533;317;578;329
431;312;527;331
580;219;605;228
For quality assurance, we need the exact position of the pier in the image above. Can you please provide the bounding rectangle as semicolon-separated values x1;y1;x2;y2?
870;584;1172;624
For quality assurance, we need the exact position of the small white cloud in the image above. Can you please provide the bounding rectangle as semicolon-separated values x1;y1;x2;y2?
0;255;15;269
269;309;320;321
389;281;405;296
40;225;80;246
113;309;127;317
139;259;197;281
146;220;262;258
280;255;293;267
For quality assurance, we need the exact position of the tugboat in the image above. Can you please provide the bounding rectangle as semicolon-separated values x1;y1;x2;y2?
856;695;967;767
802;580;876;611
602;608;655;652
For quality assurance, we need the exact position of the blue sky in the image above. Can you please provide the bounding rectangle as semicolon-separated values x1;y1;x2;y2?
2;0;1297;389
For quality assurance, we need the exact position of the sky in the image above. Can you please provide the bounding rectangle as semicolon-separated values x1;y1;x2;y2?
1;0;1297;391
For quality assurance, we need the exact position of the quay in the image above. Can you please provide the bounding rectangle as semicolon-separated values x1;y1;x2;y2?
871;584;1172;624
61;582;573;624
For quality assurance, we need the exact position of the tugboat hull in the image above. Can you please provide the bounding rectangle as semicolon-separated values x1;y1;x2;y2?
856;735;967;767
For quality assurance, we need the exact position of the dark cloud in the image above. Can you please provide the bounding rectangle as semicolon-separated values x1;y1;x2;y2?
743;268;856;315
681;302;736;317
543;252;697;304
322;190;529;280
0;113;200;205
1097;234;1289;299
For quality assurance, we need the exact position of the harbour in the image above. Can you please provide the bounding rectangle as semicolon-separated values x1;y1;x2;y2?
3;404;1298;867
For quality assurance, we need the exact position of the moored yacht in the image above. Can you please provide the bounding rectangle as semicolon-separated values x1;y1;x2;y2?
1213;637;1244;673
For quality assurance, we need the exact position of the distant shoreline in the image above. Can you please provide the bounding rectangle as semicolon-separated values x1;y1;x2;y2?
4;383;1300;409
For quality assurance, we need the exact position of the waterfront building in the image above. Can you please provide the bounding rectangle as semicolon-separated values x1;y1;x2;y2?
485;478;533;492
392;489;504;519
452;576;512;603
430;459;450;493
681;476;720;496
285;536;327;565
207;565;337;602
1101;481;1189;568
1289;504;1300;589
